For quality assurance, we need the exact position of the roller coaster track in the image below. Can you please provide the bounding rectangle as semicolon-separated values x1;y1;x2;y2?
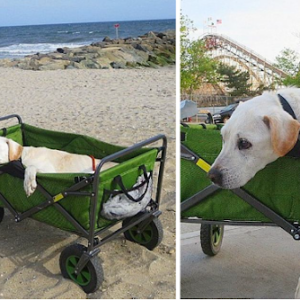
202;33;288;88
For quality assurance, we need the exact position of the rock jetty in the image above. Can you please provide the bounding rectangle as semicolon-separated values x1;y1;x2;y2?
0;30;175;71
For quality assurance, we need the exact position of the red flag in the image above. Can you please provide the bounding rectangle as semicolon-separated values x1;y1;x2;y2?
217;19;222;24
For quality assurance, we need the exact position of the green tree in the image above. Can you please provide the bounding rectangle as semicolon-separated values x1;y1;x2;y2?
180;14;194;56
217;63;252;97
274;48;299;76
273;48;300;87
180;14;218;96
282;72;300;87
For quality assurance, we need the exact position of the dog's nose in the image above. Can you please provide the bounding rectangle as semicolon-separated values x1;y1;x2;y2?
208;168;223;186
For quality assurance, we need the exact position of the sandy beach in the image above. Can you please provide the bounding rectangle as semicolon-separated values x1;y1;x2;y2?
0;66;176;299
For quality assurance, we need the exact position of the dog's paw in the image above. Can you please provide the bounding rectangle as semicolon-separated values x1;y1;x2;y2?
24;167;37;197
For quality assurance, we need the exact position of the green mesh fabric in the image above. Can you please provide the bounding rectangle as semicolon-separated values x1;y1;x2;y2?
0;124;158;232
181;125;300;222
22;124;150;162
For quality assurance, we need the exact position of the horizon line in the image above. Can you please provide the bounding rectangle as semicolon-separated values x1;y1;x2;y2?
0;18;176;29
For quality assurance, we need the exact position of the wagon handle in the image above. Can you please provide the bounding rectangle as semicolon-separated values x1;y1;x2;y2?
95;134;167;175
0;114;23;125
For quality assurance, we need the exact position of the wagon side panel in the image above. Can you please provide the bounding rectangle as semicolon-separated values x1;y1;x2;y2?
181;125;300;223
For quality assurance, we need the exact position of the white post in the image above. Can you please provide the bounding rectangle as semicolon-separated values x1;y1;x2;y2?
114;24;120;39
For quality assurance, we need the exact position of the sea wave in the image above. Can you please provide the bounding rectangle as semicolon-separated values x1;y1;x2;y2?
0;43;85;58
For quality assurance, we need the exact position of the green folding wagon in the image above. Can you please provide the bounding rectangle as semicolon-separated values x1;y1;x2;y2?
0;114;167;293
181;123;300;256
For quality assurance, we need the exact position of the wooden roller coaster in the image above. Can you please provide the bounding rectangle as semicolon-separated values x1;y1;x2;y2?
202;33;287;89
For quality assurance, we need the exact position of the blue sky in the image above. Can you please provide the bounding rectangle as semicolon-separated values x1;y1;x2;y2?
181;0;300;62
0;0;175;27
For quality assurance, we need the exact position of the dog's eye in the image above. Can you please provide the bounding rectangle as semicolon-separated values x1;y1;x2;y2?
238;138;252;150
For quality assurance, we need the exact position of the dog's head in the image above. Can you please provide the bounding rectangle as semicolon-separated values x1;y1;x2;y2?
0;137;23;164
208;93;300;189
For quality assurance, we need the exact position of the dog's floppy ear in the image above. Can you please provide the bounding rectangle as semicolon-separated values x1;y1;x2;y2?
263;115;300;156
6;139;23;161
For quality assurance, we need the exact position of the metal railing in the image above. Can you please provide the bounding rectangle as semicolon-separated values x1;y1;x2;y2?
181;94;238;107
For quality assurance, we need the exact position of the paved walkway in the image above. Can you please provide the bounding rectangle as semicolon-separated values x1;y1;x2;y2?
181;224;300;299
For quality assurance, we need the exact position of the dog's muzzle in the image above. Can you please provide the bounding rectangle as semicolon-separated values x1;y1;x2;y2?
208;167;223;186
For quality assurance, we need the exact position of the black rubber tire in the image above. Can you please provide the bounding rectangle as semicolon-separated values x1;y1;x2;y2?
59;243;103;294
200;224;224;256
123;217;163;250
0;207;4;223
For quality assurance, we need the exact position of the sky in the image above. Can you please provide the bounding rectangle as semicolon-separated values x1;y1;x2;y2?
181;0;300;62
0;0;175;27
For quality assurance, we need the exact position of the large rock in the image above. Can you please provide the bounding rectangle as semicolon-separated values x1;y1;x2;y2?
78;59;100;69
102;36;112;42
133;43;153;53
39;59;70;70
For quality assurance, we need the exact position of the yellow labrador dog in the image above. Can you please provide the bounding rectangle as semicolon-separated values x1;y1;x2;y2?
207;87;300;298
208;87;300;189
0;137;116;197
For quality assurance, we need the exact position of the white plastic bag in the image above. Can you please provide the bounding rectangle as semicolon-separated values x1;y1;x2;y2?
101;173;153;220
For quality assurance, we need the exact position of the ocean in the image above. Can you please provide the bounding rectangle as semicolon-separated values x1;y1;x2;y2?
0;19;175;59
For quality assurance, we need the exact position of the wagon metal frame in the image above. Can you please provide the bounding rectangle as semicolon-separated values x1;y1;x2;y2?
0;114;167;293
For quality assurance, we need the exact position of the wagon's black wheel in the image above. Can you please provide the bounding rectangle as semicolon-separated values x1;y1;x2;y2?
59;243;103;294
200;224;224;256
123;217;163;250
0;207;4;223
